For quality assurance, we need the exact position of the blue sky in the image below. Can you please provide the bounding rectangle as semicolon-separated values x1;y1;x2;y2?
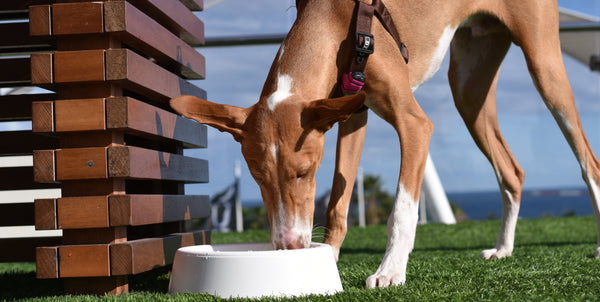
182;0;600;202
6;1;595;202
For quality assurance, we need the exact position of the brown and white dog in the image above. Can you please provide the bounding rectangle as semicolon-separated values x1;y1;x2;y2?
171;0;600;288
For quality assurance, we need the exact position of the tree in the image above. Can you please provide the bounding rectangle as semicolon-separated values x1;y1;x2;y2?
362;174;395;225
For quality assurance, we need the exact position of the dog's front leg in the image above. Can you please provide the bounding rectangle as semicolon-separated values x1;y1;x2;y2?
325;109;368;260
364;54;433;287
365;99;433;287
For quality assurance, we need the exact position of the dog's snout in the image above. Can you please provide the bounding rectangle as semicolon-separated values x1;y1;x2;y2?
272;227;311;250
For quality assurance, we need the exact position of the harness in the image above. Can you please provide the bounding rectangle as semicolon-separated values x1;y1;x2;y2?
340;0;409;95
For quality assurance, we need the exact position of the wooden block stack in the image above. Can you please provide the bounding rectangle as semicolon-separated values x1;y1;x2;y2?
27;0;211;295
0;2;61;264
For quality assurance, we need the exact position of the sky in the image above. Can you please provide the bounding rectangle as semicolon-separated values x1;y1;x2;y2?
180;0;600;202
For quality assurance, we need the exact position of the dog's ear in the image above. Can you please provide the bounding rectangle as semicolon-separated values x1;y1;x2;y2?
302;92;367;132
170;95;250;142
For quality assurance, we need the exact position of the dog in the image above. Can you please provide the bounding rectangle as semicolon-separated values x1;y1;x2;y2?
171;0;600;288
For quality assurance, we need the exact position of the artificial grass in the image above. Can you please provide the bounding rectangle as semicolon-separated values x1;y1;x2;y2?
2;216;599;301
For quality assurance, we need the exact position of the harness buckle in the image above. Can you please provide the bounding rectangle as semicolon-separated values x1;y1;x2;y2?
355;31;374;55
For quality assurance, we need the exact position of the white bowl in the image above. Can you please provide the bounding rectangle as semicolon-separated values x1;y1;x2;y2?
168;242;343;298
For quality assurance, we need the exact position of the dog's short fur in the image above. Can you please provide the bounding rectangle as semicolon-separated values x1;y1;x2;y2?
171;0;600;287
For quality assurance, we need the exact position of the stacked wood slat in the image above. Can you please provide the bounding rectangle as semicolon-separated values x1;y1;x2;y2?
0;0;211;295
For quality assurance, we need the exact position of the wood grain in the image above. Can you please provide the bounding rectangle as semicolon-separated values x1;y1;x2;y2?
30;53;54;85
109;194;210;226
108;146;208;182
56;147;108;180
127;0;205;45
52;2;104;35
104;1;205;79
57;196;110;229
35;198;58;230
105;49;207;102
55;98;106;132
29;5;52;36
36;246;59;279
32;101;54;133
110;230;210;275
106;97;207;148
53;50;105;83
33;150;56;183
59;244;111;277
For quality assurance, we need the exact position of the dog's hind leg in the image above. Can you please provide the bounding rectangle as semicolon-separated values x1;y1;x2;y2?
325;109;368;260
510;5;600;258
448;18;522;259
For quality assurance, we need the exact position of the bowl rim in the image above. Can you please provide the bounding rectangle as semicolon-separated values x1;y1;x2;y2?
176;242;333;258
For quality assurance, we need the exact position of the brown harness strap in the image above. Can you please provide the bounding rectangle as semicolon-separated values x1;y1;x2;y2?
371;0;409;62
340;0;408;95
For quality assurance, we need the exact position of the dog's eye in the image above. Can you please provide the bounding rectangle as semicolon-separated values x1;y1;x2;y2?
296;171;308;179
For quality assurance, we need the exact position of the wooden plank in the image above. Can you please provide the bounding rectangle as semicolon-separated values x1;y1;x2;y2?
53;50;105;83
127;0;205;46
179;0;204;11
57;196;109;229
111;230;209;275
35;198;58;230
59;244;111;278
52;2;104;35
0;131;59;155
0;93;55;121
106;97;207;148
108;146;208;182
33;149;57;183
0;166;59;191
32;101;54;133
0;203;34;226
56;147;108;180
0;237;60;263
109;194;210;226
55;98;106;132
0;22;54;53
29;5;53;36
0;58;30;87
105;48;207;102
36;246;59;279
31;53;53;85
104;1;206;79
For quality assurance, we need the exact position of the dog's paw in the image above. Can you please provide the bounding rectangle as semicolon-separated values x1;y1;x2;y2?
480;248;512;259
365;272;405;288
595;247;600;259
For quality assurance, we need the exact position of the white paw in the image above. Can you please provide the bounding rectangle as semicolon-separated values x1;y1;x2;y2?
480;248;512;259
365;272;405;288
595;247;600;259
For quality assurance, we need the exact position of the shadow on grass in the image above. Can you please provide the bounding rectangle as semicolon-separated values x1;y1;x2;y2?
0;272;62;300
128;267;172;293
0;268;172;300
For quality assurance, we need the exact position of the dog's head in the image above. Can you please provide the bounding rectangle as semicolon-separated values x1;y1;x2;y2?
171;91;365;249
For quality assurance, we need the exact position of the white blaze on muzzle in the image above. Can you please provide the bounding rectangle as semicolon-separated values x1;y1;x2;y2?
270;202;312;250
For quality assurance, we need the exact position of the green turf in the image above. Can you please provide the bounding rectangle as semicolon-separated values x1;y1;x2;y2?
2;216;599;301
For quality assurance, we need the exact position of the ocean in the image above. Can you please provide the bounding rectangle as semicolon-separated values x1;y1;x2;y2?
447;188;596;220
242;187;597;221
